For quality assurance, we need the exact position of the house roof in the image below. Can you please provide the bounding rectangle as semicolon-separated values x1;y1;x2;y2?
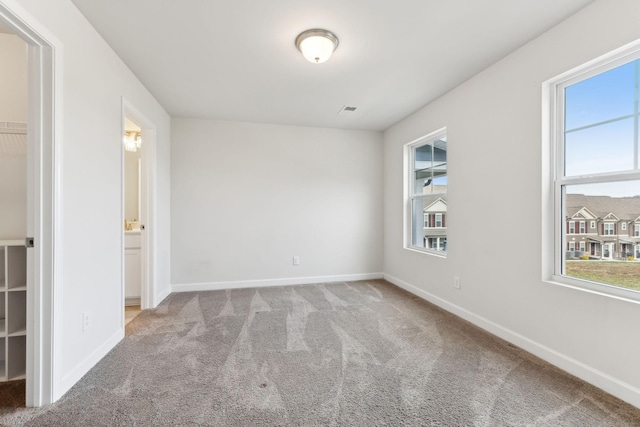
566;194;640;221
424;197;447;213
415;194;447;213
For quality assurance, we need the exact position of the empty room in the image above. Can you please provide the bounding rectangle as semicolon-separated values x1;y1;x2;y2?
1;0;640;425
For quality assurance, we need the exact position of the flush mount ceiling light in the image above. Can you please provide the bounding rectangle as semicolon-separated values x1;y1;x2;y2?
295;29;339;64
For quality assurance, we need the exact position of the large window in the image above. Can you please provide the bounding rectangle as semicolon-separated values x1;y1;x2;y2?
550;49;640;297
405;128;447;255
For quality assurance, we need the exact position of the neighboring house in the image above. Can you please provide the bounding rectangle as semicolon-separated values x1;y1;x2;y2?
421;195;447;251
566;194;640;260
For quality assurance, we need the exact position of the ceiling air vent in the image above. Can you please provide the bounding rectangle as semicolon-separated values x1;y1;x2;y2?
337;105;358;115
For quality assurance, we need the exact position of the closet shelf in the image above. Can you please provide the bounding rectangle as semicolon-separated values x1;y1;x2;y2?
0;242;27;384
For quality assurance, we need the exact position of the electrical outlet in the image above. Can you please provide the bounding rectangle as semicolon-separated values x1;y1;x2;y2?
83;311;91;331
454;276;461;290
293;256;300;266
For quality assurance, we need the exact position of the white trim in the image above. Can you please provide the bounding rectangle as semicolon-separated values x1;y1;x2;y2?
0;0;64;406
58;329;123;395
154;286;171;307
547;274;640;304
384;274;640;409
172;272;384;293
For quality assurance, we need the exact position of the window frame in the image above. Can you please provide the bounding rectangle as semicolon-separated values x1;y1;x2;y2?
579;221;586;234
604;223;615;236
404;127;447;257
544;42;640;303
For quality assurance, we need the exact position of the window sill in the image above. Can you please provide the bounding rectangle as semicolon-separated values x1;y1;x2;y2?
404;246;447;258
545;275;640;305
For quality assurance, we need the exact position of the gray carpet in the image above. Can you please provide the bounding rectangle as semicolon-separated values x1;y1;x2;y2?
1;279;640;426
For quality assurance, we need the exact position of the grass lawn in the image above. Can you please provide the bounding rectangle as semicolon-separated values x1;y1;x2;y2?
566;260;640;292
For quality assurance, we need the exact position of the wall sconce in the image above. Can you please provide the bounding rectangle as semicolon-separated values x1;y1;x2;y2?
123;131;141;152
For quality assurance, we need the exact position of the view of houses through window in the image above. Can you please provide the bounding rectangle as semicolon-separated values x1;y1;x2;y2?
565;189;640;260
407;129;447;255
558;55;640;293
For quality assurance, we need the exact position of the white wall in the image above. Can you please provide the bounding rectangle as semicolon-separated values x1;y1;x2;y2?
0;33;27;239
383;0;640;407
0;33;26;122
171;118;383;289
14;0;172;399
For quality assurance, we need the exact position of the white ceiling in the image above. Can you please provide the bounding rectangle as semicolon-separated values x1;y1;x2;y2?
70;0;595;132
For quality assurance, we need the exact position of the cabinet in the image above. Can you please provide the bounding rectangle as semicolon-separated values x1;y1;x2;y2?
124;232;141;306
0;240;27;382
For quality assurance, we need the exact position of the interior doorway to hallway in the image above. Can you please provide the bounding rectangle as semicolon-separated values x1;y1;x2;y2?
121;100;157;324
123;117;143;317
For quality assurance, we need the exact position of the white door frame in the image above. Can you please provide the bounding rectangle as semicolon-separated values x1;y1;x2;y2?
0;0;63;406
122;98;156;312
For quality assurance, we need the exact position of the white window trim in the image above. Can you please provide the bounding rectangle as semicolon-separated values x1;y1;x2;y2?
621;222;627;231
635;224;640;237
579;221;586;234
435;213;443;228
590;220;596;229
404;127;447;257
579;241;586;252
542;39;640;304
568;221;575;234
604;223;615;236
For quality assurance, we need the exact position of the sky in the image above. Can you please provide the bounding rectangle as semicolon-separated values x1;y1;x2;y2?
565;58;639;197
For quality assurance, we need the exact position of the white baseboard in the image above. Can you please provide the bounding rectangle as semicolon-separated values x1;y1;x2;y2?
154;286;171;307
172;272;384;293
384;273;640;409
125;297;140;306
57;329;124;400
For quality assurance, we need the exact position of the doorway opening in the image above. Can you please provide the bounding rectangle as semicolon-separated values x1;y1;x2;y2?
0;28;28;406
122;99;156;329
0;2;61;407
123;118;143;325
